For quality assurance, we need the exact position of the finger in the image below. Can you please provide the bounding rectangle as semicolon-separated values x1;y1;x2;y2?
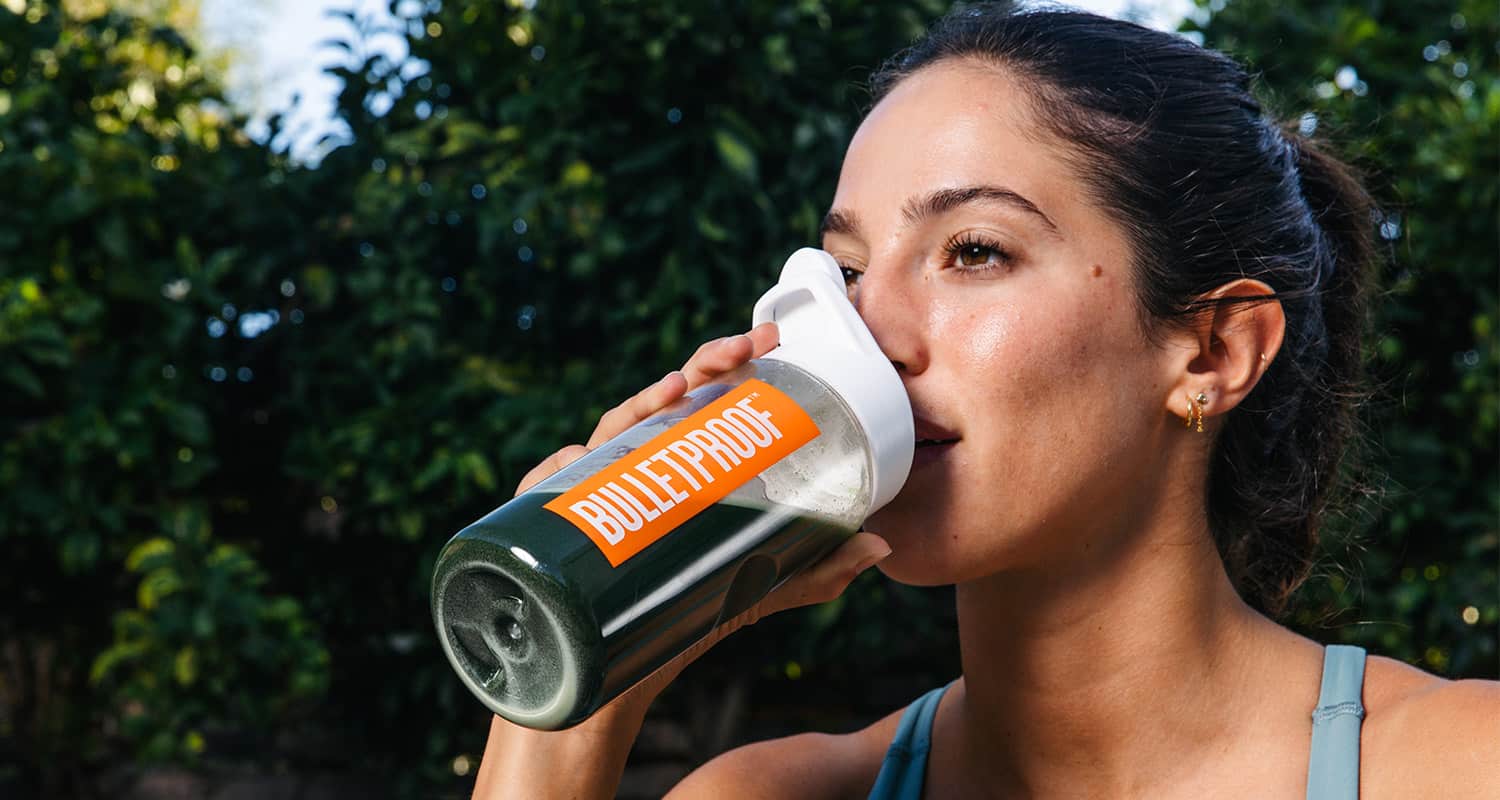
746;320;780;359
514;444;591;496
680;334;756;389
761;531;892;616
586;370;688;449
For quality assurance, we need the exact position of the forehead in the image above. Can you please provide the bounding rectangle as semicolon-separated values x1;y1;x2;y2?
834;60;1081;226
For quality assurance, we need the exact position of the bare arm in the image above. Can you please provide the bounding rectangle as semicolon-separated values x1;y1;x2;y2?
471;677;659;800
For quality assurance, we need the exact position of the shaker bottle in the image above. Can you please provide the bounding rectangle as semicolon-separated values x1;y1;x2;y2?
430;248;913;730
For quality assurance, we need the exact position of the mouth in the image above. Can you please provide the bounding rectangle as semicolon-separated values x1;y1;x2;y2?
912;415;960;467
914;414;961;446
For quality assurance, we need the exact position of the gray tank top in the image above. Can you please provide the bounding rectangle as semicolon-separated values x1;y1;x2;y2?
867;645;1367;799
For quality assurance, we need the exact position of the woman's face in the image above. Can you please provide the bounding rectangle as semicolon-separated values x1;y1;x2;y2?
826;60;1181;585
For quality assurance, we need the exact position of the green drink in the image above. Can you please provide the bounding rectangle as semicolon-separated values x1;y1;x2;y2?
432;488;855;729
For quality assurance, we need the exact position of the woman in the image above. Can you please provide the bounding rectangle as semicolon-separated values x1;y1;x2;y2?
473;6;1497;798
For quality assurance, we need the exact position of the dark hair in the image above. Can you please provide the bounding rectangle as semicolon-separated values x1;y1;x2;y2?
869;3;1376;616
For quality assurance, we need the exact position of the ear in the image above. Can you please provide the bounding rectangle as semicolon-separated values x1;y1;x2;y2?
1165;279;1285;428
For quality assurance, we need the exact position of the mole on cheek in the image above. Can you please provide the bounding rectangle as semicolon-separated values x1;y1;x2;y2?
1090;264;1103;278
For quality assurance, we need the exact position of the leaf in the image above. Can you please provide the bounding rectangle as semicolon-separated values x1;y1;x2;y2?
138;567;183;610
173;647;197;686
60;530;102;574
1;361;44;398
97;214;131;261
164;405;211;446
713;128;759;182
125;537;174;572
89;640;146;686
694;212;730;242
461;451;497;491
396;511;422;540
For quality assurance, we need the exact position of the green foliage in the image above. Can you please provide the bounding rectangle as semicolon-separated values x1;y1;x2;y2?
0;0;1493;795
90;507;329;763
0;0;327;789
1185;0;1498;677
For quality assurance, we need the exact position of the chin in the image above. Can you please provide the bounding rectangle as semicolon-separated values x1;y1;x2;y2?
860;504;965;586
863;499;1049;586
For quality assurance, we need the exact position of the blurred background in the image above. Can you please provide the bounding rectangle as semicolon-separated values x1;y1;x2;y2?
0;0;1493;797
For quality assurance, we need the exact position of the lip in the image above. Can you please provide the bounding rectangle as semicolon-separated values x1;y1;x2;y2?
913;413;961;446
911;413;960;470
911;440;957;470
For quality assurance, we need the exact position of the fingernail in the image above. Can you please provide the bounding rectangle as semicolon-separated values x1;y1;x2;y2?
727;334;751;347
855;546;893;573
657;370;682;387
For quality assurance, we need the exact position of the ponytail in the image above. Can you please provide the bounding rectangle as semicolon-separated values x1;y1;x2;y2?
1209;128;1377;616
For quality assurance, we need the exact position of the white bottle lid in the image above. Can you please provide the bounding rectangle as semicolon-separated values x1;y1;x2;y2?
751;248;914;516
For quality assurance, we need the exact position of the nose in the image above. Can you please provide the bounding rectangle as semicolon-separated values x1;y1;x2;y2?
851;258;926;376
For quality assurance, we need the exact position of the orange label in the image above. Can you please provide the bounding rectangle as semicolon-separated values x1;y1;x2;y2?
544;379;820;566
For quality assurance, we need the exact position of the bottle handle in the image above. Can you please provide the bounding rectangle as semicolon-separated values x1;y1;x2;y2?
751;248;879;359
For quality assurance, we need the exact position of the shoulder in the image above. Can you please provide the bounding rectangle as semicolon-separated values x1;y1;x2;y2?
1360;654;1500;799
664;704;907;800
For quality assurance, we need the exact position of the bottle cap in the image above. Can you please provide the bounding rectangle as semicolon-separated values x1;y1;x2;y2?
751;248;914;515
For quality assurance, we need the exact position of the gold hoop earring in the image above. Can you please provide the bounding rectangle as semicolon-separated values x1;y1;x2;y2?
1185;392;1205;432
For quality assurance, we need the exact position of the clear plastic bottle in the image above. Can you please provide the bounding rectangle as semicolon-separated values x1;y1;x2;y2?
430;249;913;730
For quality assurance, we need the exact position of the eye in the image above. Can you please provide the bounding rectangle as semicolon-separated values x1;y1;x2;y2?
836;263;863;287
943;233;1015;273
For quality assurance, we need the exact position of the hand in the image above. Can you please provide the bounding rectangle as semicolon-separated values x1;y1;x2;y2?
472;322;892;800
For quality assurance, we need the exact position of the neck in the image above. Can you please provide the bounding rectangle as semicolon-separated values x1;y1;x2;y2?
949;500;1290;797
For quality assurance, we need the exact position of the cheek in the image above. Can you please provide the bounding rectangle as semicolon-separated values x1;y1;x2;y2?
952;299;1099;409
950;284;1145;471
940;301;1018;370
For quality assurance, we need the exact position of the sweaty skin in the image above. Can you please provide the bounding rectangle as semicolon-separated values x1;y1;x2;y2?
825;60;1168;588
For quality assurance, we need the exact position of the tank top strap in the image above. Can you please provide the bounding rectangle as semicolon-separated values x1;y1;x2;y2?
1306;644;1367;800
866;683;951;800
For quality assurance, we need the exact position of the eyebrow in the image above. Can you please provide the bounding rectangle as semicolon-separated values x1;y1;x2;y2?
820;184;1060;239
